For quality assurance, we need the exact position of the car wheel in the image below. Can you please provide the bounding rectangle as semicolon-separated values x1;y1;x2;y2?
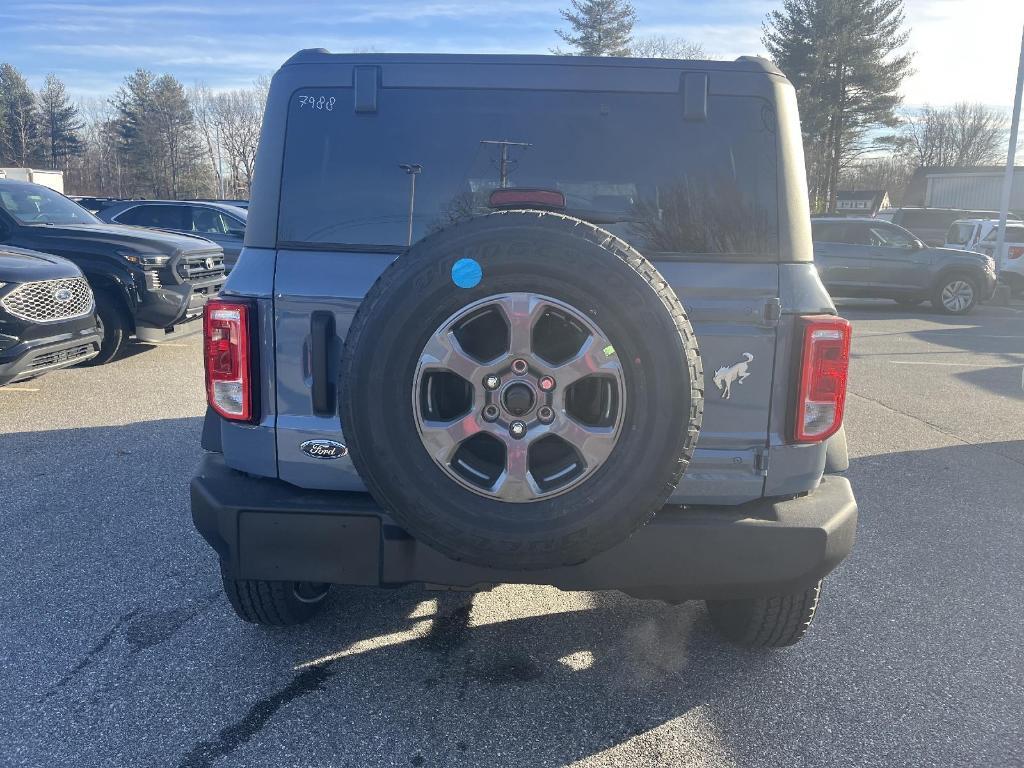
220;561;331;626
706;581;822;648
79;293;130;365
932;275;978;314
339;211;703;571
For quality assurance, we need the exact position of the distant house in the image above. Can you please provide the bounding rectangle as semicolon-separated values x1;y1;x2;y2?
903;165;1024;213
835;190;890;216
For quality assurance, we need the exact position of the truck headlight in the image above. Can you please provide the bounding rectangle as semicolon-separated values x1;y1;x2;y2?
116;250;169;267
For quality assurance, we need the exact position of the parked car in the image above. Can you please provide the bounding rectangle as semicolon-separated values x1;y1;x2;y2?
98;200;246;273
191;51;859;649
975;222;1024;295
812;216;996;314
0;245;102;385
879;207;1018;247
194;198;249;210
68;196;124;214
944;216;1024;252
0;179;225;362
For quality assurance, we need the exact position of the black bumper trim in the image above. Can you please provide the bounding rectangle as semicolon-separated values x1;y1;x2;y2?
0;330;102;385
191;453;857;600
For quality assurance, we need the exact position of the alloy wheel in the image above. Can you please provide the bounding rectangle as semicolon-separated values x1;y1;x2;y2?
941;280;974;312
412;293;626;502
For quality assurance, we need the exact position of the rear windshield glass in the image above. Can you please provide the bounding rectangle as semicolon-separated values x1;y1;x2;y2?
982;225;1024;244
278;87;779;257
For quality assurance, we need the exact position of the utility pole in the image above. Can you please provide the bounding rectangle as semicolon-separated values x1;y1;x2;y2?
994;25;1024;272
480;139;532;188
215;122;225;200
399;163;422;246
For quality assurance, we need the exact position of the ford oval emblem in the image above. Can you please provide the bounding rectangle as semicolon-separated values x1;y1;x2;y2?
54;287;73;303
300;439;348;460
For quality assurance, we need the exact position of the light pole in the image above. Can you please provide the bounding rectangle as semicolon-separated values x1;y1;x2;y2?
399;163;422;246
994;25;1024;271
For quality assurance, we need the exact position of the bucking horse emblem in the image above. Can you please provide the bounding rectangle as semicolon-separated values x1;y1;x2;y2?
713;353;753;399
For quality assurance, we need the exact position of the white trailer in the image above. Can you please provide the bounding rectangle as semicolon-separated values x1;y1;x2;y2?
0;168;65;193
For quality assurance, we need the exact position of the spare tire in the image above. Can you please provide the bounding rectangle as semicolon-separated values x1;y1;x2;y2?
340;211;702;570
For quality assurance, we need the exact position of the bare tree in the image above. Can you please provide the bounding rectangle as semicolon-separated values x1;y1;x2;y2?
629;35;706;59
839;154;914;206
904;102;1009;167
189;79;267;199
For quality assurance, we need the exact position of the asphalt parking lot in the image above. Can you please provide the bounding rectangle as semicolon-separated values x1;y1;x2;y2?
1;301;1022;768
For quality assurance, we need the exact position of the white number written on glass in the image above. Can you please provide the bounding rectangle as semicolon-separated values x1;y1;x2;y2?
297;95;336;112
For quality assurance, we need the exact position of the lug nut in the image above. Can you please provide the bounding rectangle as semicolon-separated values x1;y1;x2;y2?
511;359;529;375
509;420;527;439
483;374;501;390
537;406;554;424
482;404;500;422
538;375;555;392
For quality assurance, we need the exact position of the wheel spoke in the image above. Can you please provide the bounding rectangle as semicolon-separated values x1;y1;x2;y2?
554;335;621;387
491;439;539;501
549;417;617;468
419;412;482;463
499;293;546;357
419;330;485;383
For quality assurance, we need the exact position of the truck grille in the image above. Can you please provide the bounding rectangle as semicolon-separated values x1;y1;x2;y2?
175;250;225;283
1;278;94;323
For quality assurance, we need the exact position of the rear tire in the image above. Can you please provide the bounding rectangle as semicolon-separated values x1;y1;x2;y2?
706;581;822;648
220;562;331;626
80;293;130;365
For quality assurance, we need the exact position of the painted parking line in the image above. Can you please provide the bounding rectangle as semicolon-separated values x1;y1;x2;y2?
0;386;39;392
888;360;1004;367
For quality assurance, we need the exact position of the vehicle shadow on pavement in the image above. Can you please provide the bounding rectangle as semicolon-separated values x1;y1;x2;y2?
176;583;785;768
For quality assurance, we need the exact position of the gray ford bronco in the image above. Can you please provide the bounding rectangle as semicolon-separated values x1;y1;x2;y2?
191;51;858;648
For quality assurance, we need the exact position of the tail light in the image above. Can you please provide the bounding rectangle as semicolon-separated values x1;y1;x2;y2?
1008;246;1024;259
204;299;255;422
793;315;851;443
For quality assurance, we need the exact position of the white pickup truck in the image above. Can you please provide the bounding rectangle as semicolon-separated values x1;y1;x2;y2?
948;219;1024;295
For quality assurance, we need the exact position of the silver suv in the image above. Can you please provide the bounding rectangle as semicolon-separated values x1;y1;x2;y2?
191;51;858;648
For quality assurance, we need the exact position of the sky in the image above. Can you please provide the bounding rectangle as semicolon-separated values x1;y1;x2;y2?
1;0;1022;108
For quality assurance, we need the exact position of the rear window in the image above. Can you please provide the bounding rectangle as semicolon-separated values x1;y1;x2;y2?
811;221;852;243
982;225;1024;244
278;87;779;257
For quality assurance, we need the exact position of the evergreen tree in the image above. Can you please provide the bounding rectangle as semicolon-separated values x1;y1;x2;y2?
555;0;636;56
111;69;155;195
0;63;41;166
762;0;913;212
147;74;203;198
37;74;84;170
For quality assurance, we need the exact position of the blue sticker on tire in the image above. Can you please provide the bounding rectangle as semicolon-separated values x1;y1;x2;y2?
451;258;482;289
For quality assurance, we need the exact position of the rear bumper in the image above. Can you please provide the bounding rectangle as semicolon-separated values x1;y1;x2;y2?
192;454;858;600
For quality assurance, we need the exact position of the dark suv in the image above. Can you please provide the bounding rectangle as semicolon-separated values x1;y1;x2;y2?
0;246;102;384
0;180;226;362
98;200;247;274
191;51;858;648
812;217;996;314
